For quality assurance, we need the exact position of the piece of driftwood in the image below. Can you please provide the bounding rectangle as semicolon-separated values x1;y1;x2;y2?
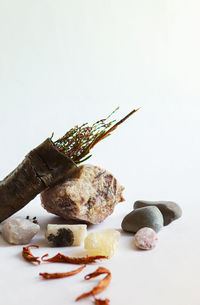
0;138;76;223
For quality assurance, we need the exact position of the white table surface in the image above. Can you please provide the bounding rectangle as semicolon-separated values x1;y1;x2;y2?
1;1;200;305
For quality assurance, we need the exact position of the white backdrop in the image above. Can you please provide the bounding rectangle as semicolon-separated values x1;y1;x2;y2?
0;1;200;305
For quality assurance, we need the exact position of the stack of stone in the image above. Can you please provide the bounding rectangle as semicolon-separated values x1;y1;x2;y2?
121;200;182;250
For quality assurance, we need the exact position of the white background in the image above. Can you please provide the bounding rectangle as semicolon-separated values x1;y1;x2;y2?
0;1;200;304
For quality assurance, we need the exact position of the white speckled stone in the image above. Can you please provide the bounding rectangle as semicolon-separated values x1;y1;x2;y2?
1;217;40;245
134;227;158;250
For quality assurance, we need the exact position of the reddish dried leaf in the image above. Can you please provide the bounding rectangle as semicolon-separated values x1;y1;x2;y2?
22;245;40;265
41;253;108;265
76;267;111;301
39;265;86;279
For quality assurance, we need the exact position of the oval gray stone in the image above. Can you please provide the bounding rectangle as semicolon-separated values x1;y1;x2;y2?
121;206;164;233
133;200;182;226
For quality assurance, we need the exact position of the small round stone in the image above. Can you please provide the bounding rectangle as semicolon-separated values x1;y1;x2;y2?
134;227;158;250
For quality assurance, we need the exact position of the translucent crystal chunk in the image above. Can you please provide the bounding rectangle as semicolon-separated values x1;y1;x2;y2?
84;229;120;258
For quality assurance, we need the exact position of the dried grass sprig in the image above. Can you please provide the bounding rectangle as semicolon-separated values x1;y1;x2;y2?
54;107;139;164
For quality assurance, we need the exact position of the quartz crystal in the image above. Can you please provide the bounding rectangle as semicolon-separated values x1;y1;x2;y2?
1;217;40;245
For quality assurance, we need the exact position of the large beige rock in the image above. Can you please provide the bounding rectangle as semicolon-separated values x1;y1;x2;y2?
41;164;125;224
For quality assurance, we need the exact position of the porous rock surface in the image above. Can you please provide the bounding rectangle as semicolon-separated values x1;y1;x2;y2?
46;224;87;247
41;164;125;224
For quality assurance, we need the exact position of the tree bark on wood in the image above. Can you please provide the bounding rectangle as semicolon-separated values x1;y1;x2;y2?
0;138;76;223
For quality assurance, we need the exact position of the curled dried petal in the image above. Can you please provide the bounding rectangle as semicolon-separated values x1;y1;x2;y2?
94;297;110;305
41;253;108;265
22;245;40;265
39;265;86;279
76;267;111;301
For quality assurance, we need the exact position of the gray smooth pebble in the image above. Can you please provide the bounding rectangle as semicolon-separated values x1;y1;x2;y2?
134;200;182;226
121;206;164;233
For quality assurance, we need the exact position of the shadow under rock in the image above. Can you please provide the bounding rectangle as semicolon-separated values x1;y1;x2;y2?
118;228;134;237
118;228;143;252
38;215;94;231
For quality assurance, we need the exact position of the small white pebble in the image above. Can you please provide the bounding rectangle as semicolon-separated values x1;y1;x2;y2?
1;217;40;245
134;227;158;250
